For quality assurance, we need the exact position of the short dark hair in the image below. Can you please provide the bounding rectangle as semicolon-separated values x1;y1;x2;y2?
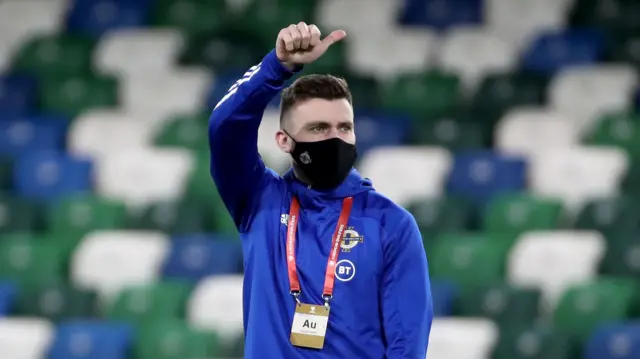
279;74;352;126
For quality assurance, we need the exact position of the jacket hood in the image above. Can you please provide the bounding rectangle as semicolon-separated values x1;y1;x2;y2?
284;168;374;209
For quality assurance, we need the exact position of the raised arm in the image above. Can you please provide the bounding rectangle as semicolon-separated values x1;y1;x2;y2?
209;23;346;232
381;213;433;358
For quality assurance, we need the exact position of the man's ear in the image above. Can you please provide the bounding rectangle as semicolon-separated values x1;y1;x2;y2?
275;130;293;153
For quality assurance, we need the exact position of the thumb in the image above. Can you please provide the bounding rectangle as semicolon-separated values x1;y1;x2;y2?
320;30;347;48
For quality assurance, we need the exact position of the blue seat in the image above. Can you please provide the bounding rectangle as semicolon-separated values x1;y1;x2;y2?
354;113;411;157
446;151;527;205
65;0;151;37
162;235;243;281
0;117;67;156
46;320;134;359
0;75;38;116
0;281;17;316
398;0;483;30
521;29;605;74
13;152;93;200
430;280;457;317
585;322;640;359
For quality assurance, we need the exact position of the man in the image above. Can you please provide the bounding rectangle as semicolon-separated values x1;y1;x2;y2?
209;22;433;359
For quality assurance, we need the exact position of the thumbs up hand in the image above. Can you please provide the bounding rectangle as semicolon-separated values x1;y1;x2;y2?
276;22;347;69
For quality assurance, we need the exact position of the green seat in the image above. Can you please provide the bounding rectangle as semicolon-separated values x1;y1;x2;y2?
584;112;640;157
484;193;564;239
569;0;640;36
599;231;640;277
303;40;348;75
341;74;382;110
472;72;549;124
430;233;511;289
0;157;12;191
14;283;97;322
0;195;43;233
48;194;128;249
151;0;230;37
0;239;66;286
134;319;220;359
491;324;574;359
410;117;485;149
154;113;210;150
456;283;541;326
107;281;192;324
179;29;264;73
381;70;461;119
605;30;640;69
574;196;640;234
40;73;118;118
406;197;475;249
131;199;216;234
11;34;95;76
553;278;640;342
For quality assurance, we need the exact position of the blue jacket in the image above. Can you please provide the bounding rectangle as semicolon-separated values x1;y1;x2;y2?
208;49;433;359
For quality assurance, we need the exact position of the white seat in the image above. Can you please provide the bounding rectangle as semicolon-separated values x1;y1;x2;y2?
438;27;517;93
70;230;170;301
496;107;580;157
358;146;452;206
258;109;290;174
187;275;244;343
529;147;629;213
94;28;184;77
120;68;212;124
96;148;194;208
317;0;399;33
68;109;156;161
550;65;639;134
508;230;605;312
427;318;498;359
486;0;573;51
0;317;54;359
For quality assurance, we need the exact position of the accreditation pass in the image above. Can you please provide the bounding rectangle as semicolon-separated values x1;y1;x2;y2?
290;303;330;349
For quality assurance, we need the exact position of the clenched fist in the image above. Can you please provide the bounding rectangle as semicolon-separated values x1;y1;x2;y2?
276;22;347;69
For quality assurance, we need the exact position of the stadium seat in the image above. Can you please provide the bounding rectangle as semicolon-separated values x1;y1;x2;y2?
495;107;579;158
0;194;43;233
14;283;98;323
446;151;527;205
0;157;13;191
95;148;194;208
521;29;604;74
107;281;192;324
606;30;640;69
352;113;411;157
68;110;156;161
574;196;640;235
528;147;629;213
10;34;96;76
187;275;244;342
585;322;640;359
39;73;119;118
154;112;209;151
491;323;574;359
569;0;640;36
95;28;184;77
406;197;476;245
584;111;640;158
483;193;564;239
46;320;134;359
553;278;639;342
410;116;486;151
438;28;517;93
599;231;640;278
135;319;221;359
430;233;512;290
0;239;67;286
65;0;152;37
161;235;243;282
13;151;93;201
399;0;483;29
0;317;54;359
426;318;498;359
257;110;291;174
131;198;217;234
150;0;230;37
549;65;638;134
0;117;67;156
507;231;605;312
318;0;398;34
456;283;542;327
430;281;457;317
358;146;452;206
0;75;38;115
0;281;17;316
70;230;170;300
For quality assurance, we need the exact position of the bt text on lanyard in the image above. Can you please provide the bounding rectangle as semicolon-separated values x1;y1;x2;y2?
286;196;353;350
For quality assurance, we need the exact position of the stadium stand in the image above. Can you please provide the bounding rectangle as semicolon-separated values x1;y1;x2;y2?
2;0;640;358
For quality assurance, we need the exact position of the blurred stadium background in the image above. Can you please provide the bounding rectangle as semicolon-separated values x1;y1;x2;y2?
1;0;640;358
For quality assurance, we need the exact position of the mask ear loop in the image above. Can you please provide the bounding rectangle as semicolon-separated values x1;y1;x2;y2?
281;129;297;154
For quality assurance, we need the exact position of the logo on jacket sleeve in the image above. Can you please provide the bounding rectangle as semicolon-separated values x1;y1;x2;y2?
340;227;364;252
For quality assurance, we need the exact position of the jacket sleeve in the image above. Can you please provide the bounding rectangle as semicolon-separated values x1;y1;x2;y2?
208;50;299;232
381;213;433;358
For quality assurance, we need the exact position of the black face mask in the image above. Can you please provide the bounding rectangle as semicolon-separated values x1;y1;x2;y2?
287;134;358;190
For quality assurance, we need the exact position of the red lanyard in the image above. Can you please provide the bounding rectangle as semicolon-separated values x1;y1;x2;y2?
286;196;353;304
